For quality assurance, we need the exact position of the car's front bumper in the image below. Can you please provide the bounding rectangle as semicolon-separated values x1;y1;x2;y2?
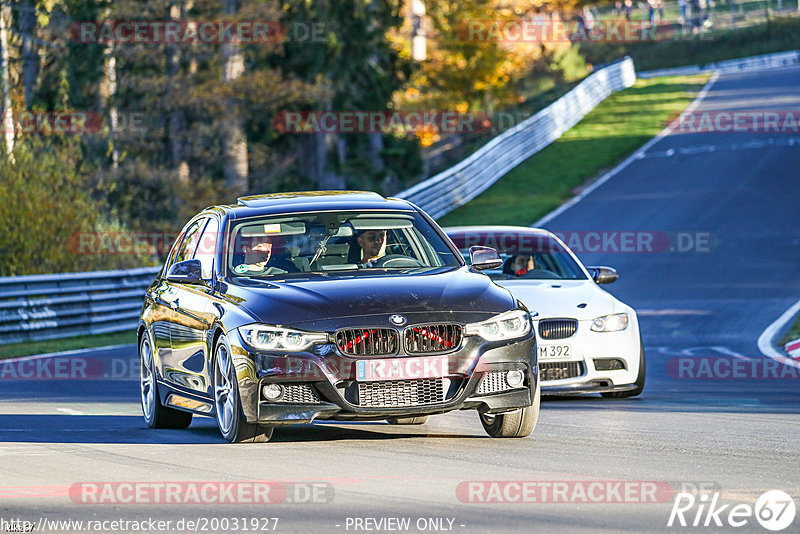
228;330;537;424
536;317;641;395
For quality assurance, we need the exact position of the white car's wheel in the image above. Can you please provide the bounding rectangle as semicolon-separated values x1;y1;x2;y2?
139;333;192;429
213;334;273;443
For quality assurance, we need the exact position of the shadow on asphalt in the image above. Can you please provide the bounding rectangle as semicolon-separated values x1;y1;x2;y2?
0;415;484;444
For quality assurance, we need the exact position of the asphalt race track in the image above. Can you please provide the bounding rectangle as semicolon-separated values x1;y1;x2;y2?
1;66;798;534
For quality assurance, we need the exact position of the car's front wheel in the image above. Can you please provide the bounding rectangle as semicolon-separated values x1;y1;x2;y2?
479;383;540;438
213;334;273;443
139;333;192;429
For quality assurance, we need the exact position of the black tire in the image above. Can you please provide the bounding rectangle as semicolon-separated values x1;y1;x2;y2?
602;335;646;398
139;333;192;429
213;334;274;443
480;383;540;438
386;416;429;425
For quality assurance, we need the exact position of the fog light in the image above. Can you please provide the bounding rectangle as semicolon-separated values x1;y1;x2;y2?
262;383;284;401
506;370;524;388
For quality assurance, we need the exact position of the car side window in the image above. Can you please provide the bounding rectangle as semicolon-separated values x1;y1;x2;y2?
194;217;219;279
173;219;206;266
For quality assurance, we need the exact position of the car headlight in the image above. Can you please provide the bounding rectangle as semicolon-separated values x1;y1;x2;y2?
590;313;629;332
238;325;328;352
464;309;532;342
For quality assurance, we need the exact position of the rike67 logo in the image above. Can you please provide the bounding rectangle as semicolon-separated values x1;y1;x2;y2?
668;490;796;531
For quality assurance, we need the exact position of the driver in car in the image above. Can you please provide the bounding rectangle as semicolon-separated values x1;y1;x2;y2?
234;235;296;275
511;254;535;277
355;229;387;266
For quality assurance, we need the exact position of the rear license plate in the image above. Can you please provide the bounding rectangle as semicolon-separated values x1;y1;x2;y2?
356;356;448;382
538;344;571;359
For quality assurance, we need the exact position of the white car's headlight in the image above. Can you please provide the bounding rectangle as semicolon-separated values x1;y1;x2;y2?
590;313;629;332
464;309;532;342
238;325;328;352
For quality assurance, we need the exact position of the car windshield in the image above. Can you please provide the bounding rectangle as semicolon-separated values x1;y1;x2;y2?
450;232;587;280
227;210;461;277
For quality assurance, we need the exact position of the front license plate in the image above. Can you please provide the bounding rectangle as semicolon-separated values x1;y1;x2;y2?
538;344;571;359
356;356;448;382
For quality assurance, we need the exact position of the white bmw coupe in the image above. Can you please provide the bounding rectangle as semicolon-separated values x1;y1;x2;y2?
446;226;645;397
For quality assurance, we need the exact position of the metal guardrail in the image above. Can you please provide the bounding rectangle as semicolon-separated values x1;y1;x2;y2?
637;50;800;78
0;267;160;345
395;57;637;220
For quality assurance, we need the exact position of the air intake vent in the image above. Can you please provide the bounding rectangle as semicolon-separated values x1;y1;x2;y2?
476;371;510;395
279;385;322;404
335;328;398;356
357;378;445;407
538;319;578;340
404;324;462;353
540;361;584;381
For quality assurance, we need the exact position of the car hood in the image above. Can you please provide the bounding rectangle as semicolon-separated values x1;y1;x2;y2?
492;279;627;321
222;267;516;327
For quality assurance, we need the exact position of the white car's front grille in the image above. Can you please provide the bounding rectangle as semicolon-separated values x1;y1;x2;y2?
539;319;578;340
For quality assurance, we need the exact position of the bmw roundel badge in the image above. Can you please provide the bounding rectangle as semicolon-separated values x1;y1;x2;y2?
389;314;407;326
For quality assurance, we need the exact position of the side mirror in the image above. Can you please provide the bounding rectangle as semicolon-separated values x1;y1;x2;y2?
166;259;204;284
587;266;618;284
469;246;503;271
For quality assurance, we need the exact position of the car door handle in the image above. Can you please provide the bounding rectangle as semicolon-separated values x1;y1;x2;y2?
169;299;180;310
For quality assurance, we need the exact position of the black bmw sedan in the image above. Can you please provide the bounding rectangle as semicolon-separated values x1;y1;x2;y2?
138;191;539;442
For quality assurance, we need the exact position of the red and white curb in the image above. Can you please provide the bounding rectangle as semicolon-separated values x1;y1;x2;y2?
757;299;800;370
786;338;800;360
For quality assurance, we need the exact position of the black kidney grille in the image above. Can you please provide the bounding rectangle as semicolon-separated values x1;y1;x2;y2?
404;324;462;353
335;328;398;356
538;319;578;340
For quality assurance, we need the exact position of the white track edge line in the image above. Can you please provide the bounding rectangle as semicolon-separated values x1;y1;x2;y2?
533;70;721;228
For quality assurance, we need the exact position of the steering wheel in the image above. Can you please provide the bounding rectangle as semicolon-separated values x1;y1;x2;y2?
372;254;423;268
520;268;560;279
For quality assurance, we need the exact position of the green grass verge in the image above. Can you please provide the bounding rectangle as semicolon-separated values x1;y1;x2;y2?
779;316;800;347
438;73;711;228
580;16;800;72
0;330;137;360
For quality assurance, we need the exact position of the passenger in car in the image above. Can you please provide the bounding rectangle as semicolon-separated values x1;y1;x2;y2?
234;235;298;275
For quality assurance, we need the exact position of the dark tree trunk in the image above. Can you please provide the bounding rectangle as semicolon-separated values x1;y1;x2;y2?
20;0;39;109
221;0;248;195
